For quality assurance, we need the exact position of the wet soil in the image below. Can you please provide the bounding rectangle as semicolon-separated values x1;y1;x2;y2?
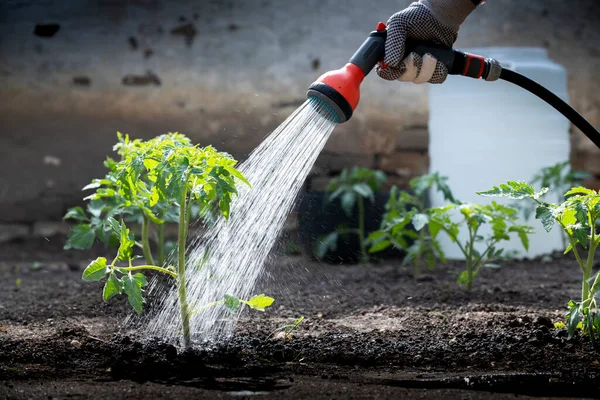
1;235;600;399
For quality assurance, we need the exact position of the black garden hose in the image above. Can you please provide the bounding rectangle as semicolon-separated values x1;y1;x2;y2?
408;42;600;151
499;68;600;150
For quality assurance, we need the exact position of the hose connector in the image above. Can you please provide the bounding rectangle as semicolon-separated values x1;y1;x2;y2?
484;58;502;81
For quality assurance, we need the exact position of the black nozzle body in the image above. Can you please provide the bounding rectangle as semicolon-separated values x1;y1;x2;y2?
348;28;387;76
405;41;502;81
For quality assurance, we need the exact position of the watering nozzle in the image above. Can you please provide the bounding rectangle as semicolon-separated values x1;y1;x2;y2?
306;21;503;124
307;22;388;123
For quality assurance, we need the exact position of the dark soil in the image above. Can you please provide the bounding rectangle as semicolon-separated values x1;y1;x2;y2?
1;235;600;399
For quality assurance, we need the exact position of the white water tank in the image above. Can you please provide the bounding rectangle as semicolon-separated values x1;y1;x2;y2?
428;47;570;259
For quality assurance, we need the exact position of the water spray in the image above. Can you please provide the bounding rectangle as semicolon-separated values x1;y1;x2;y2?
307;22;600;150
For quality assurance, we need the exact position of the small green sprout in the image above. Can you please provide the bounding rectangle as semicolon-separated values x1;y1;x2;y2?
316;167;387;263
479;181;600;344
368;172;457;277
425;201;533;291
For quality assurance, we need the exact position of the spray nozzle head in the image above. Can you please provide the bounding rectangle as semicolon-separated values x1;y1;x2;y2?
306;63;365;124
306;22;387;124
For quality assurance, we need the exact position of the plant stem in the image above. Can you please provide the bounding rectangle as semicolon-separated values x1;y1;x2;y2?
185;197;193;239
190;299;224;315
582;228;598;302
141;215;155;266
466;226;476;292
177;186;191;347
358;196;369;264
568;236;586;273
414;229;425;277
119;265;177;279
472;241;496;275
157;223;166;266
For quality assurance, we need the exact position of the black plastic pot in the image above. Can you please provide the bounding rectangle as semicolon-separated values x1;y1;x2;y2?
296;190;403;264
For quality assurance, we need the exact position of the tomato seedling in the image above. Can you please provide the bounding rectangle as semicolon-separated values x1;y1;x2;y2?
69;133;274;347
478;181;600;344
424;201;533;291
512;161;590;248
368;172;457;277
316;167;387;263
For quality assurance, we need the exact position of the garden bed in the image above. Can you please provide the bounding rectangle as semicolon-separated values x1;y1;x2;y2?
1;235;599;399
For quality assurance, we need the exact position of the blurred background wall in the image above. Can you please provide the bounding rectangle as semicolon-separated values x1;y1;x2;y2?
0;0;599;227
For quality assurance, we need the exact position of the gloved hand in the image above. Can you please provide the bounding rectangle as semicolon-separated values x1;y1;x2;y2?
376;0;479;84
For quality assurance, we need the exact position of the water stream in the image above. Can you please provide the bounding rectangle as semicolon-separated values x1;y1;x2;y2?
143;99;336;343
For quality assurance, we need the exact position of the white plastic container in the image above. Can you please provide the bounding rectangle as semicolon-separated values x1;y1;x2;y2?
428;47;570;259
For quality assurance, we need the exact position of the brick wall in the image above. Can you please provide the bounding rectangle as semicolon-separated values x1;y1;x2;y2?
0;0;598;223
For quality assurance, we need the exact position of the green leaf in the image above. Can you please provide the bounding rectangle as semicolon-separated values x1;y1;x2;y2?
82;181;102;191
566;301;581;339
571;225;589;248
564;186;596;197
411;213;429;231
143;158;160;172
327;187;344;202
66;224;95;250
428;219;442;239
105;217;121;236
123;273;147;313
369;239;391;253
457;270;469;285
353;183;374;200
63;207;88;222
219;195;231;219
477;181;547;200
117;221;135;261
149;190;159;207
223;294;241;313
225;166;251;187
87;200;106;218
431;238;446;262
244;294;275;311
564;242;573;255
367;230;385;241
535;205;555;232
509;225;531;251
82;257;108;281
103;272;124;301
315;232;338;259
340;191;356;217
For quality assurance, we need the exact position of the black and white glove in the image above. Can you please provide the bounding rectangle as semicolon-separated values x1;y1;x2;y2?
376;0;480;84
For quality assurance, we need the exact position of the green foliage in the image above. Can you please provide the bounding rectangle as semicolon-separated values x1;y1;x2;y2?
190;294;275;317
326;167;387;217
82;257;109;282
424;200;533;290
64;132;242;263
316;167;387;263
285;240;302;256
71;132;274;346
511;161;590;247
478;181;600;344
367;172;457;276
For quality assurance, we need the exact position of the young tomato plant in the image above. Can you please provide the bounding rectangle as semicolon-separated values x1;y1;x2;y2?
368;172;457;277
478;181;600;344
316;167;387;264
425;201;533;291
73;133;274;347
64;133;213;266
511;161;591;247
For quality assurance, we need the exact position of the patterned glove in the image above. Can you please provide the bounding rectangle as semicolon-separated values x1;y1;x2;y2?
376;0;480;84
